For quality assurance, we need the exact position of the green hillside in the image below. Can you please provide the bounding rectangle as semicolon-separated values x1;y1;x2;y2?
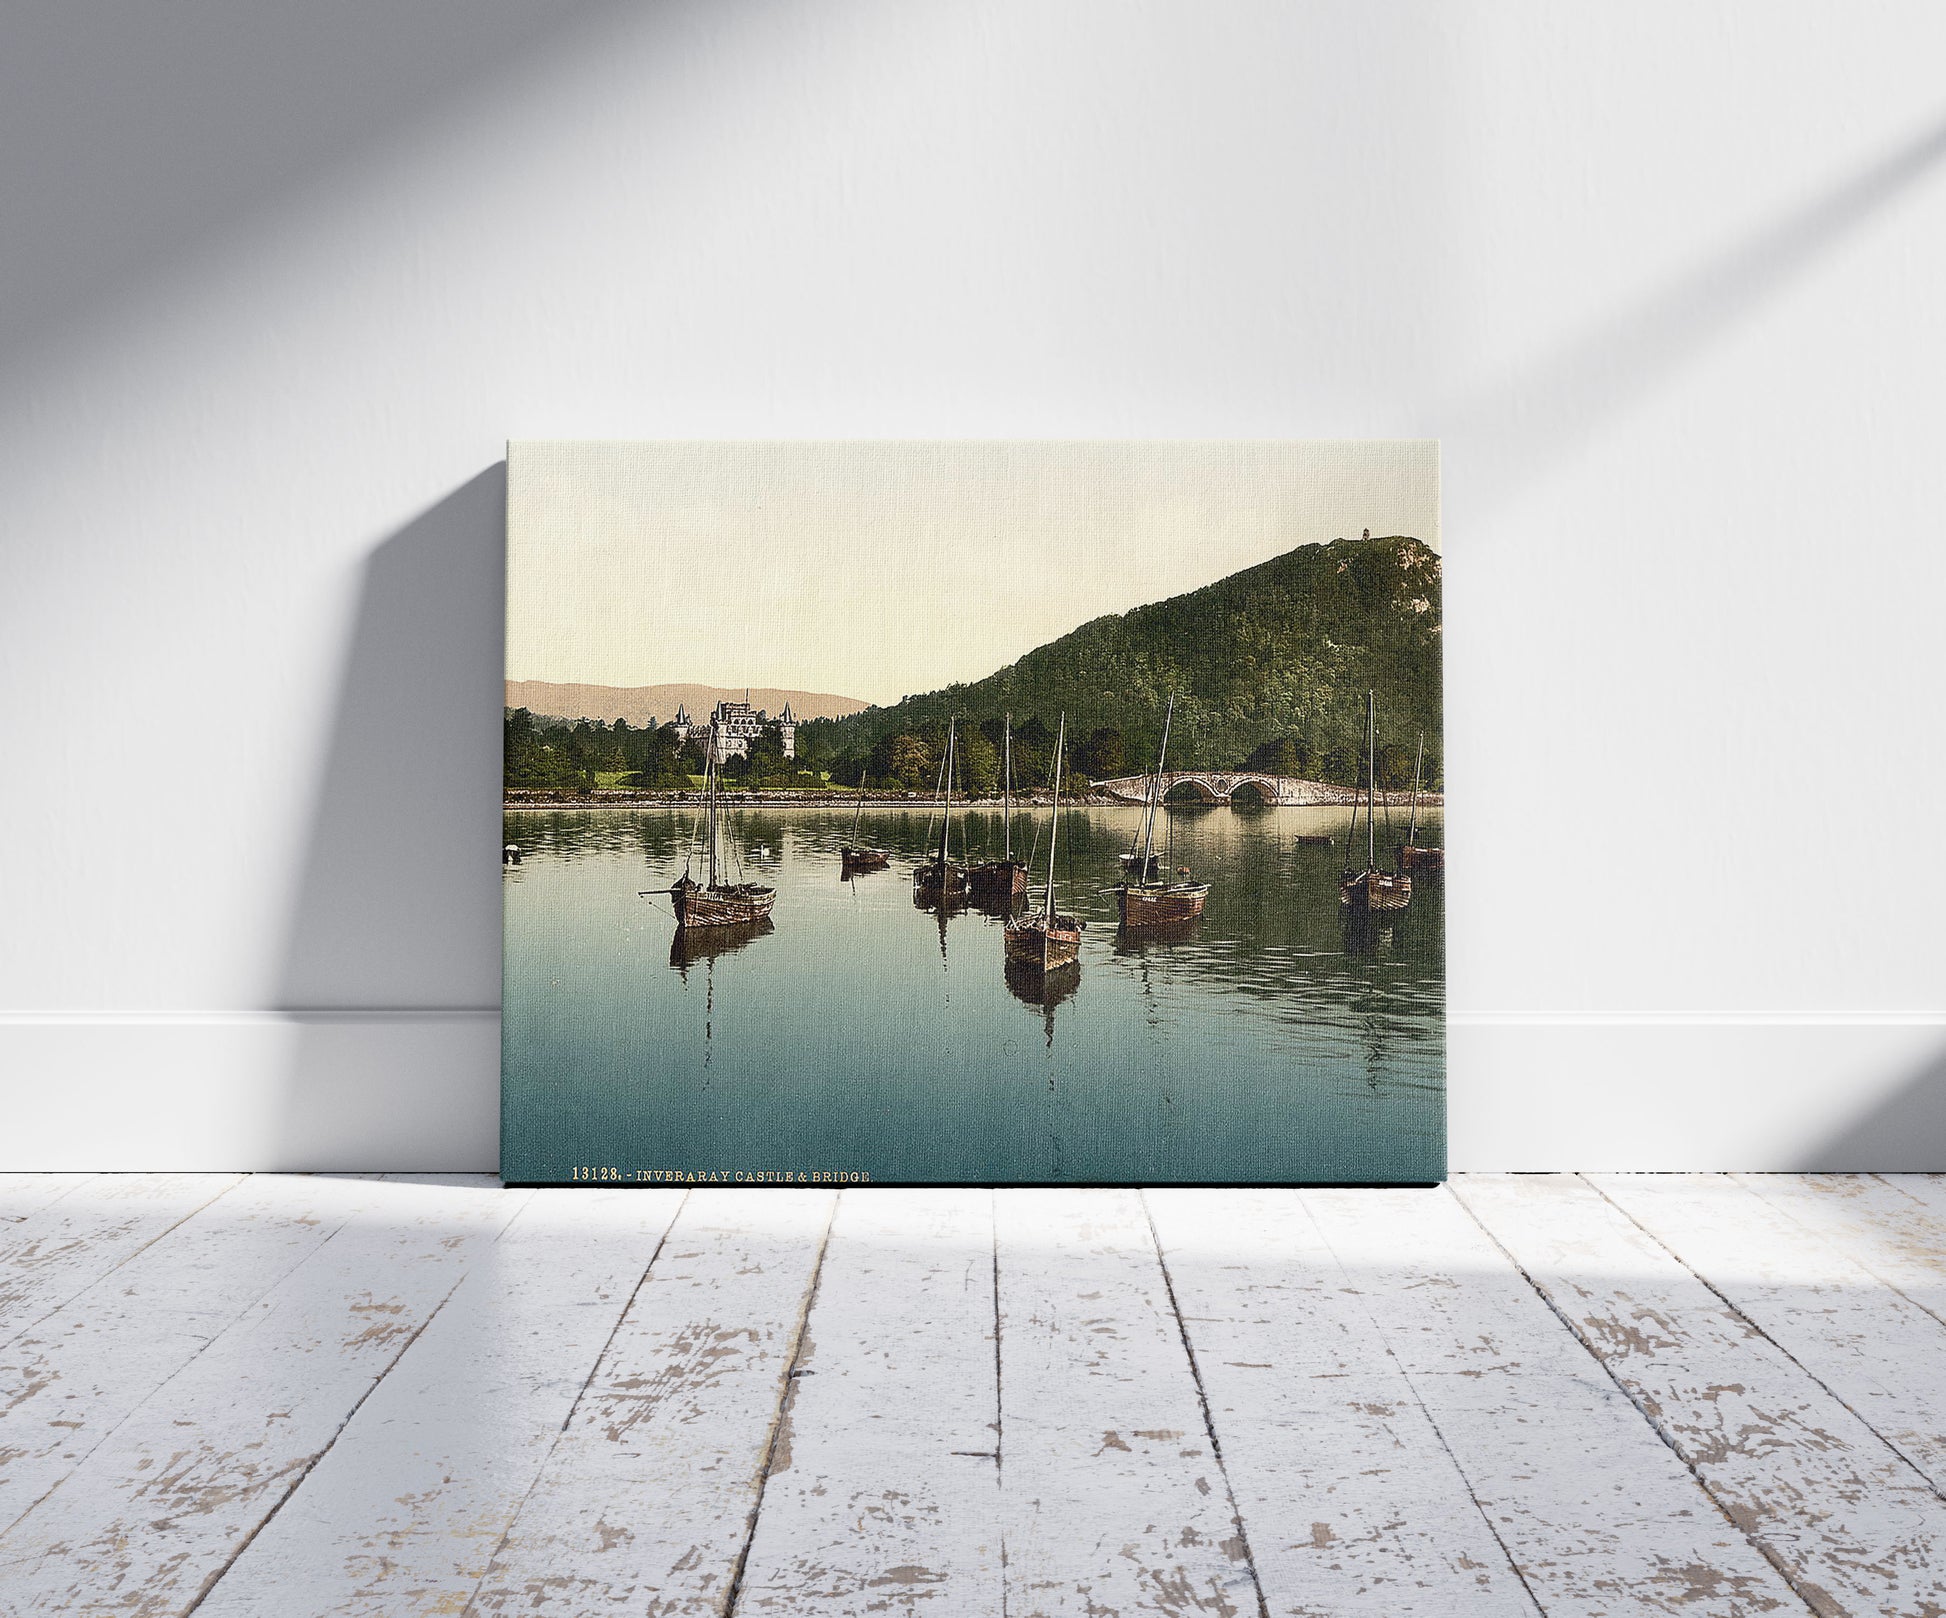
799;533;1441;790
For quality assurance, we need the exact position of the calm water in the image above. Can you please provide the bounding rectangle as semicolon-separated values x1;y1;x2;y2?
501;802;1444;1184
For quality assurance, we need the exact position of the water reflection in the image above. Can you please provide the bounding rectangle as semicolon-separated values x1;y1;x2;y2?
668;917;774;976
503;801;1445;1183
1004;955;1080;1050
1114;915;1202;953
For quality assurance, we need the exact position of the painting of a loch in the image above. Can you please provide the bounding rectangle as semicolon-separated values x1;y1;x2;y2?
503;441;1443;1186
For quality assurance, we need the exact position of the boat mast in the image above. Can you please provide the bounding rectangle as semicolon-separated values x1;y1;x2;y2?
1138;692;1175;884
706;723;720;889
1044;715;1066;923
937;716;956;868
1407;731;1424;847
1365;690;1377;872
1003;713;1014;862
1342;747;1360;875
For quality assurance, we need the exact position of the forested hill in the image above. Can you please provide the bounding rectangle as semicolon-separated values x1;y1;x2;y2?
799;534;1442;786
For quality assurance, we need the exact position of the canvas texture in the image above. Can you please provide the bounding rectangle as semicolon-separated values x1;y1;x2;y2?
502;441;1444;1185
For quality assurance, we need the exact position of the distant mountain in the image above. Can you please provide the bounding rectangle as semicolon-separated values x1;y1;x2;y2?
505;681;872;727
800;535;1441;777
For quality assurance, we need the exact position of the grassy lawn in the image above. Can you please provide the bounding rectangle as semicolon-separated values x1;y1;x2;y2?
589;772;837;791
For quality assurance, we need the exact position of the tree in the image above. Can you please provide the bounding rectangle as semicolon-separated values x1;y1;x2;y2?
879;733;933;790
504;708;584;791
957;727;999;795
1078;727;1128;779
1321;742;1360;786
1377;742;1416;792
744;722;789;785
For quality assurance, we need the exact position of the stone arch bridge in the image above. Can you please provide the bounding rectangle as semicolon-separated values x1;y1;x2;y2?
1092;771;1356;806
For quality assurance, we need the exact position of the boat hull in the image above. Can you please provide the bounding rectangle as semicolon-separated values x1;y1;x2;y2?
1117;882;1210;927
1396;843;1444;875
913;859;968;897
840;847;891;872
672;880;777;929
1339;870;1412;915
1004;915;1082;973
967;858;1028;897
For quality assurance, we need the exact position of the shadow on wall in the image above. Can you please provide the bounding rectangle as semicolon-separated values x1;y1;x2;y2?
1447;110;1946;516
0;2;642;375
1797;1044;1946;1173
271;465;507;1171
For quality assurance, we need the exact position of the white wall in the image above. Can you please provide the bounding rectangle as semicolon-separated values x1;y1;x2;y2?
5;1;1943;1171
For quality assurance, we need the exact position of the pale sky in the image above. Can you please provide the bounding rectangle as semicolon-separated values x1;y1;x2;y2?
507;441;1439;706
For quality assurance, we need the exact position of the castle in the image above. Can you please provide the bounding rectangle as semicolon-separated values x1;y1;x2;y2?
669;693;796;765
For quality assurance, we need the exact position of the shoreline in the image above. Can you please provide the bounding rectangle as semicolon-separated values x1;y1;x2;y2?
505;789;1447;812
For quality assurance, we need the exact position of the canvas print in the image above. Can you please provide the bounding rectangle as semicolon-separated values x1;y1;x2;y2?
503;441;1443;1185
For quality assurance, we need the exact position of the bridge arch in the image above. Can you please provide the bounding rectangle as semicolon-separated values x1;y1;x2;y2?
1095;769;1325;807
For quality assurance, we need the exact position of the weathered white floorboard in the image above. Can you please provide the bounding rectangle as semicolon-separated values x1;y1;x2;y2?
1147;1188;1539;1617
190;1186;686;1618
995;1188;1261;1618
465;1188;837;1616
1878;1175;1946;1217
0;1174;411;1535
1735;1175;1946;1327
0;1173;244;1347
8;1175;1943;1617
733;1189;1004;1615
1305;1186;1805;1616
1594;1173;1946;1498
1459;1174;1946;1617
0;1175;525;1616
0;1174;95;1223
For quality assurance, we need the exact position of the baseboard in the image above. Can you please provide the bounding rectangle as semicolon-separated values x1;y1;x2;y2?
1;1012;1941;1172
1449;1014;1946;1171
0;1012;500;1172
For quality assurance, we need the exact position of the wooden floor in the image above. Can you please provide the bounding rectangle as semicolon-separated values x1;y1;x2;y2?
3;1177;1945;1615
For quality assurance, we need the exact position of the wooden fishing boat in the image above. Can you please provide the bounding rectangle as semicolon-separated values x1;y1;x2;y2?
839;773;890;871
1294;833;1335;847
913;715;970;898
1004;715;1083;975
1340;690;1412;918
670;876;776;927
649;723;776;929
1112;693;1210;929
1394;730;1444;876
968;713;1029;898
1340;868;1413;915
1119;882;1210;926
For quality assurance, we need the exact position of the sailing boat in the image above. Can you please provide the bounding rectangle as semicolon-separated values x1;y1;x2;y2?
657;722;777;928
1340;691;1412;918
1003;715;1083;974
968;713;1028;899
1112;693;1210;927
913;716;969;899
839;771;890;872
1118;709;1162;881
1395;730;1445;875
